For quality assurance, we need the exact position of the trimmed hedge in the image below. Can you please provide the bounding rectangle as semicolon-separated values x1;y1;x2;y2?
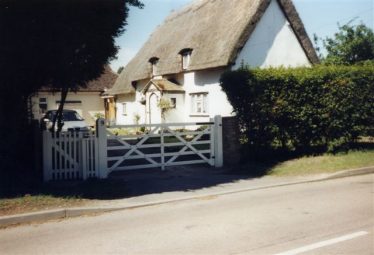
220;64;374;156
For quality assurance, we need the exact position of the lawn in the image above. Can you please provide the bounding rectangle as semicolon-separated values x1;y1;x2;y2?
268;150;374;176
0;179;129;217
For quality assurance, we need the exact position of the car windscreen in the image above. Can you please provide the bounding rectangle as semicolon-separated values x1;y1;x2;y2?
63;111;83;121
49;111;83;121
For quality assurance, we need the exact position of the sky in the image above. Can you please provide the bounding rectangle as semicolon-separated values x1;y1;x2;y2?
109;0;374;72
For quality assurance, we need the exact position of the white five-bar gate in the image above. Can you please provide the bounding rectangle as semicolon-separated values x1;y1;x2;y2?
43;116;223;181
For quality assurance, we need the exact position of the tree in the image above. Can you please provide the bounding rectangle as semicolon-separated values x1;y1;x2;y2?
0;0;143;193
315;23;374;65
117;66;125;74
157;97;174;122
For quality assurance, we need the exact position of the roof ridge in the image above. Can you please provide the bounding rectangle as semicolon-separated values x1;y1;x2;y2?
165;0;209;22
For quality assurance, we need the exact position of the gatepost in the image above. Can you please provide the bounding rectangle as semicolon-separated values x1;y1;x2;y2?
42;131;53;181
214;115;223;167
96;118;108;178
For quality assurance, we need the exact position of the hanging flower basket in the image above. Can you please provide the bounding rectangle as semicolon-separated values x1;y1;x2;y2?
139;96;146;105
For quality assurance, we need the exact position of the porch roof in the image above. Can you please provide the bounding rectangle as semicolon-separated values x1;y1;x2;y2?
142;79;185;94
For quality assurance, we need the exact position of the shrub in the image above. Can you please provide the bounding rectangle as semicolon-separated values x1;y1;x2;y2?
220;64;374;158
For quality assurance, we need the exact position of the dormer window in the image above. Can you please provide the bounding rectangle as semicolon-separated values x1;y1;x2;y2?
149;57;159;76
179;48;193;70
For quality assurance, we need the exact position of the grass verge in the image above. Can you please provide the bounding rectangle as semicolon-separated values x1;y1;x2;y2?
0;195;86;217
0;179;129;217
269;150;374;176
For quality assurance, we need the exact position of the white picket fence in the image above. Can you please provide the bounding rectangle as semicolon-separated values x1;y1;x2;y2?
43;116;223;181
43;131;99;181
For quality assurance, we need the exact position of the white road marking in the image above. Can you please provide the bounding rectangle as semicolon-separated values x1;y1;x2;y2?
274;231;369;255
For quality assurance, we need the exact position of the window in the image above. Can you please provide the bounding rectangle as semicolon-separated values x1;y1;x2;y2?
152;61;158;76
182;53;191;70
170;98;176;108
56;100;82;104
121;103;127;115
149;57;159;76
39;98;47;114
190;93;208;115
179;48;193;70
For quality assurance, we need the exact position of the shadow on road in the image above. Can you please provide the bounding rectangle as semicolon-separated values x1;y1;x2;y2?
2;142;372;200
107;164;274;199
0;163;276;200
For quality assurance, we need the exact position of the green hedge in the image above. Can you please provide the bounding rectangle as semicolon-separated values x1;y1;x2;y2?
220;64;374;156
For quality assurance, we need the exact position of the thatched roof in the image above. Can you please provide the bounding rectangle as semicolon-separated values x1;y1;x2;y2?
40;66;117;93
110;0;318;95
81;66;117;92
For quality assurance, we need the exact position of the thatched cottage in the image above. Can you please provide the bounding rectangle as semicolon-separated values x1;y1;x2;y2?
31;66;118;126
109;0;319;125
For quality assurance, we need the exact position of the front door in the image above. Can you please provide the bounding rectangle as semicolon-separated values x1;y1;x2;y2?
148;92;161;124
104;97;116;126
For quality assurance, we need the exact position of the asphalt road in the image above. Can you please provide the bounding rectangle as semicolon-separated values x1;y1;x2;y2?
0;174;373;255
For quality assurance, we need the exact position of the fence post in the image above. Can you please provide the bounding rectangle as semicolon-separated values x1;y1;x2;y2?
160;125;165;171
42;131;52;181
96;118;108;178
81;132;88;180
214;115;223;167
33;120;42;182
209;117;215;166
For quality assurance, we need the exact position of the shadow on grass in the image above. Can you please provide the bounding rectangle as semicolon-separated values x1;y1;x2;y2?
349;141;374;151
0;178;130;200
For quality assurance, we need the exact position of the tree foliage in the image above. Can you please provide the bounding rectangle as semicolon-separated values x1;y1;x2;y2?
220;64;374;160
0;0;143;193
1;0;142;94
315;23;374;65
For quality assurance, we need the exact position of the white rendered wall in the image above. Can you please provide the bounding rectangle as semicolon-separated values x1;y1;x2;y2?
162;93;185;123
233;0;311;69
115;80;147;125
183;69;233;123
116;94;136;125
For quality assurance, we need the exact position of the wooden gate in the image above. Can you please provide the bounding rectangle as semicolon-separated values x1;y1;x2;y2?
43;116;223;181
43;131;98;181
106;117;222;173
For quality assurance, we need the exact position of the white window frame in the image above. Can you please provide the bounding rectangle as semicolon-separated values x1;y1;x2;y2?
180;49;193;70
190;92;208;116
121;103;127;115
182;53;191;70
149;57;159;76
170;98;176;108
152;62;158;76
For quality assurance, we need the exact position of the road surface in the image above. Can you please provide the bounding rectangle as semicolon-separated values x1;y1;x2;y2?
0;174;373;254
